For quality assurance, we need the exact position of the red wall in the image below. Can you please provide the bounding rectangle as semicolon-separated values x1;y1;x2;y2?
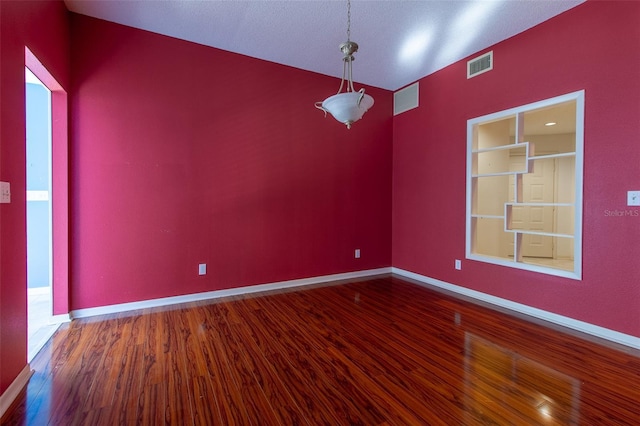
0;0;70;396
393;1;640;337
2;0;637;406
69;15;393;310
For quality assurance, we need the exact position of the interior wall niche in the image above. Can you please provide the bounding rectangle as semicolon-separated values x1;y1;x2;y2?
466;91;584;279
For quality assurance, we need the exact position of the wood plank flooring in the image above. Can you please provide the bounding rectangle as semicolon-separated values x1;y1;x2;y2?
3;276;640;425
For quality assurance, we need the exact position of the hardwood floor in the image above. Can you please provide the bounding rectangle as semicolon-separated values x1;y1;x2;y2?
3;276;639;425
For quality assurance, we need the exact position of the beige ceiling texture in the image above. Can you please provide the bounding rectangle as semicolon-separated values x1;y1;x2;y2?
64;0;584;91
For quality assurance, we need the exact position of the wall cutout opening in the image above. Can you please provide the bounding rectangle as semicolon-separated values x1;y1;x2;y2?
25;47;70;360
466;91;584;279
25;66;54;360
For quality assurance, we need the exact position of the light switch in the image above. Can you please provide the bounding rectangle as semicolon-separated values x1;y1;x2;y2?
628;191;640;206
0;182;10;204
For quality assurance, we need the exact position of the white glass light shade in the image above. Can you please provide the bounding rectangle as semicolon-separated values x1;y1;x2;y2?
320;92;374;129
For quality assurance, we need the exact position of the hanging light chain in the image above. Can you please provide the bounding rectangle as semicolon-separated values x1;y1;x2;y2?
346;0;351;42
341;0;355;93
314;0;374;128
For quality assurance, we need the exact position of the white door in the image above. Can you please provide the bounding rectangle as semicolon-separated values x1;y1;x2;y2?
507;156;555;258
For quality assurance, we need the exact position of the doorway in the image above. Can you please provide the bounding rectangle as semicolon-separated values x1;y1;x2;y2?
506;155;557;259
24;47;70;362
25;67;57;360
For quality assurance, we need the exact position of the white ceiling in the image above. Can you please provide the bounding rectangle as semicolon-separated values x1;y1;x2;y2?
63;0;585;91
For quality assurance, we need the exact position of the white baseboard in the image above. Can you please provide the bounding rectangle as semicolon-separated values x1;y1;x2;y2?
64;264;640;349
392;267;640;350
6;266;635;417
0;365;33;419
71;268;392;319
50;313;71;324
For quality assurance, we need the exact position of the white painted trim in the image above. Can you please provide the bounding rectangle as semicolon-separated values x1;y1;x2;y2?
392;267;640;350
0;365;33;418
71;268;392;319
50;313;71;324
466;90;585;280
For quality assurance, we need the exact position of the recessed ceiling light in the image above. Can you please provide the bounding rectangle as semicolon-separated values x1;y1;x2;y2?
545;122;557;126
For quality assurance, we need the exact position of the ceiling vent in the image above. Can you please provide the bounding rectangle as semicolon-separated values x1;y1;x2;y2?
394;82;419;116
467;51;493;79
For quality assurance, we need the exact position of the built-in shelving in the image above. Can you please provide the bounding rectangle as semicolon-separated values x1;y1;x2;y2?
466;90;584;279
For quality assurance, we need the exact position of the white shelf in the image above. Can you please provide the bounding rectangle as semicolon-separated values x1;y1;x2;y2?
506;202;574;207
530;152;575;160
504;203;575;236
472;172;520;178
505;229;575;238
471;214;504;219
472;141;530;154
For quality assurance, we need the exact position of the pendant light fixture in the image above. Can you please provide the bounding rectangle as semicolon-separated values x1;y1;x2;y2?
315;0;374;129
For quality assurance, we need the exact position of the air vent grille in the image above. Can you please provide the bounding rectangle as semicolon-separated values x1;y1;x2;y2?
394;82;419;115
467;51;493;79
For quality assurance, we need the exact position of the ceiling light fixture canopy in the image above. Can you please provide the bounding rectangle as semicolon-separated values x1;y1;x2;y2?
315;0;374;129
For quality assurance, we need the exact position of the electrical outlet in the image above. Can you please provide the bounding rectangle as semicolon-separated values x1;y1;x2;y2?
628;190;640;206
354;249;360;259
455;259;462;270
198;263;207;275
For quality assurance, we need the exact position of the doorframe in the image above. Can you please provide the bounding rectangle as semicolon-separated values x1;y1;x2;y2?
26;47;69;320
